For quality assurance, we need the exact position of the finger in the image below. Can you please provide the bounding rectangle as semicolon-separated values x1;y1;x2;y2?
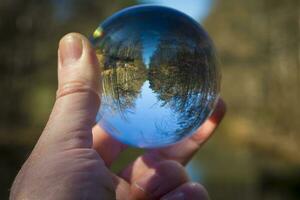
39;33;101;151
120;99;226;182
130;160;189;200
110;174;131;200
161;182;209;200
92;124;127;166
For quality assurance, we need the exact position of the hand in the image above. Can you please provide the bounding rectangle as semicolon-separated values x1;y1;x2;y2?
10;33;226;200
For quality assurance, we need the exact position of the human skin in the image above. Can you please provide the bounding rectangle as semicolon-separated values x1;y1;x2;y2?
10;33;226;200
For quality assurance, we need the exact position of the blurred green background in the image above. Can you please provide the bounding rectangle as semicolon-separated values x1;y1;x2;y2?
0;0;299;199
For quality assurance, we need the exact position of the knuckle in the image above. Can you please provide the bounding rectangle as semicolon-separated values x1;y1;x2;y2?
187;182;204;190
185;182;209;199
56;80;99;99
157;160;185;175
154;160;188;183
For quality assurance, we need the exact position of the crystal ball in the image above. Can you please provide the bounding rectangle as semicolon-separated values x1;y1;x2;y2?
91;5;220;148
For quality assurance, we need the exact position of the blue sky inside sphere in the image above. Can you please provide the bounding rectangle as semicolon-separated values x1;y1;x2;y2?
138;0;214;66
139;0;213;22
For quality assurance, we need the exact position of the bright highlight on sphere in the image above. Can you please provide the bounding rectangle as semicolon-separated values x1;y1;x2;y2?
91;5;220;148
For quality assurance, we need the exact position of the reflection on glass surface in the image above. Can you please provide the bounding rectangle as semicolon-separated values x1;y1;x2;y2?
91;5;220;148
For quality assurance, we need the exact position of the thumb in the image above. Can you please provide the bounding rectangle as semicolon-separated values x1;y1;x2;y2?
41;33;101;150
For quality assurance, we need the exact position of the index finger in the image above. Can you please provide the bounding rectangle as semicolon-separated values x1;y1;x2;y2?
92;125;128;166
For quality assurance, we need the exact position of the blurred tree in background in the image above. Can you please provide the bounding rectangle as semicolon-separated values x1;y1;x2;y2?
0;0;299;199
202;0;300;199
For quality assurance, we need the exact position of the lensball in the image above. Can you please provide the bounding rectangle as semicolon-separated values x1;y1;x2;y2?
91;5;220;148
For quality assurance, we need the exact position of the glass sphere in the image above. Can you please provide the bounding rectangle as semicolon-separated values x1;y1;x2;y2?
91;5;220;148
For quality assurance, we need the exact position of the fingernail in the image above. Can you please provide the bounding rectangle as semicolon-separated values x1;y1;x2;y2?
134;170;157;192
59;34;83;67
162;192;185;200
